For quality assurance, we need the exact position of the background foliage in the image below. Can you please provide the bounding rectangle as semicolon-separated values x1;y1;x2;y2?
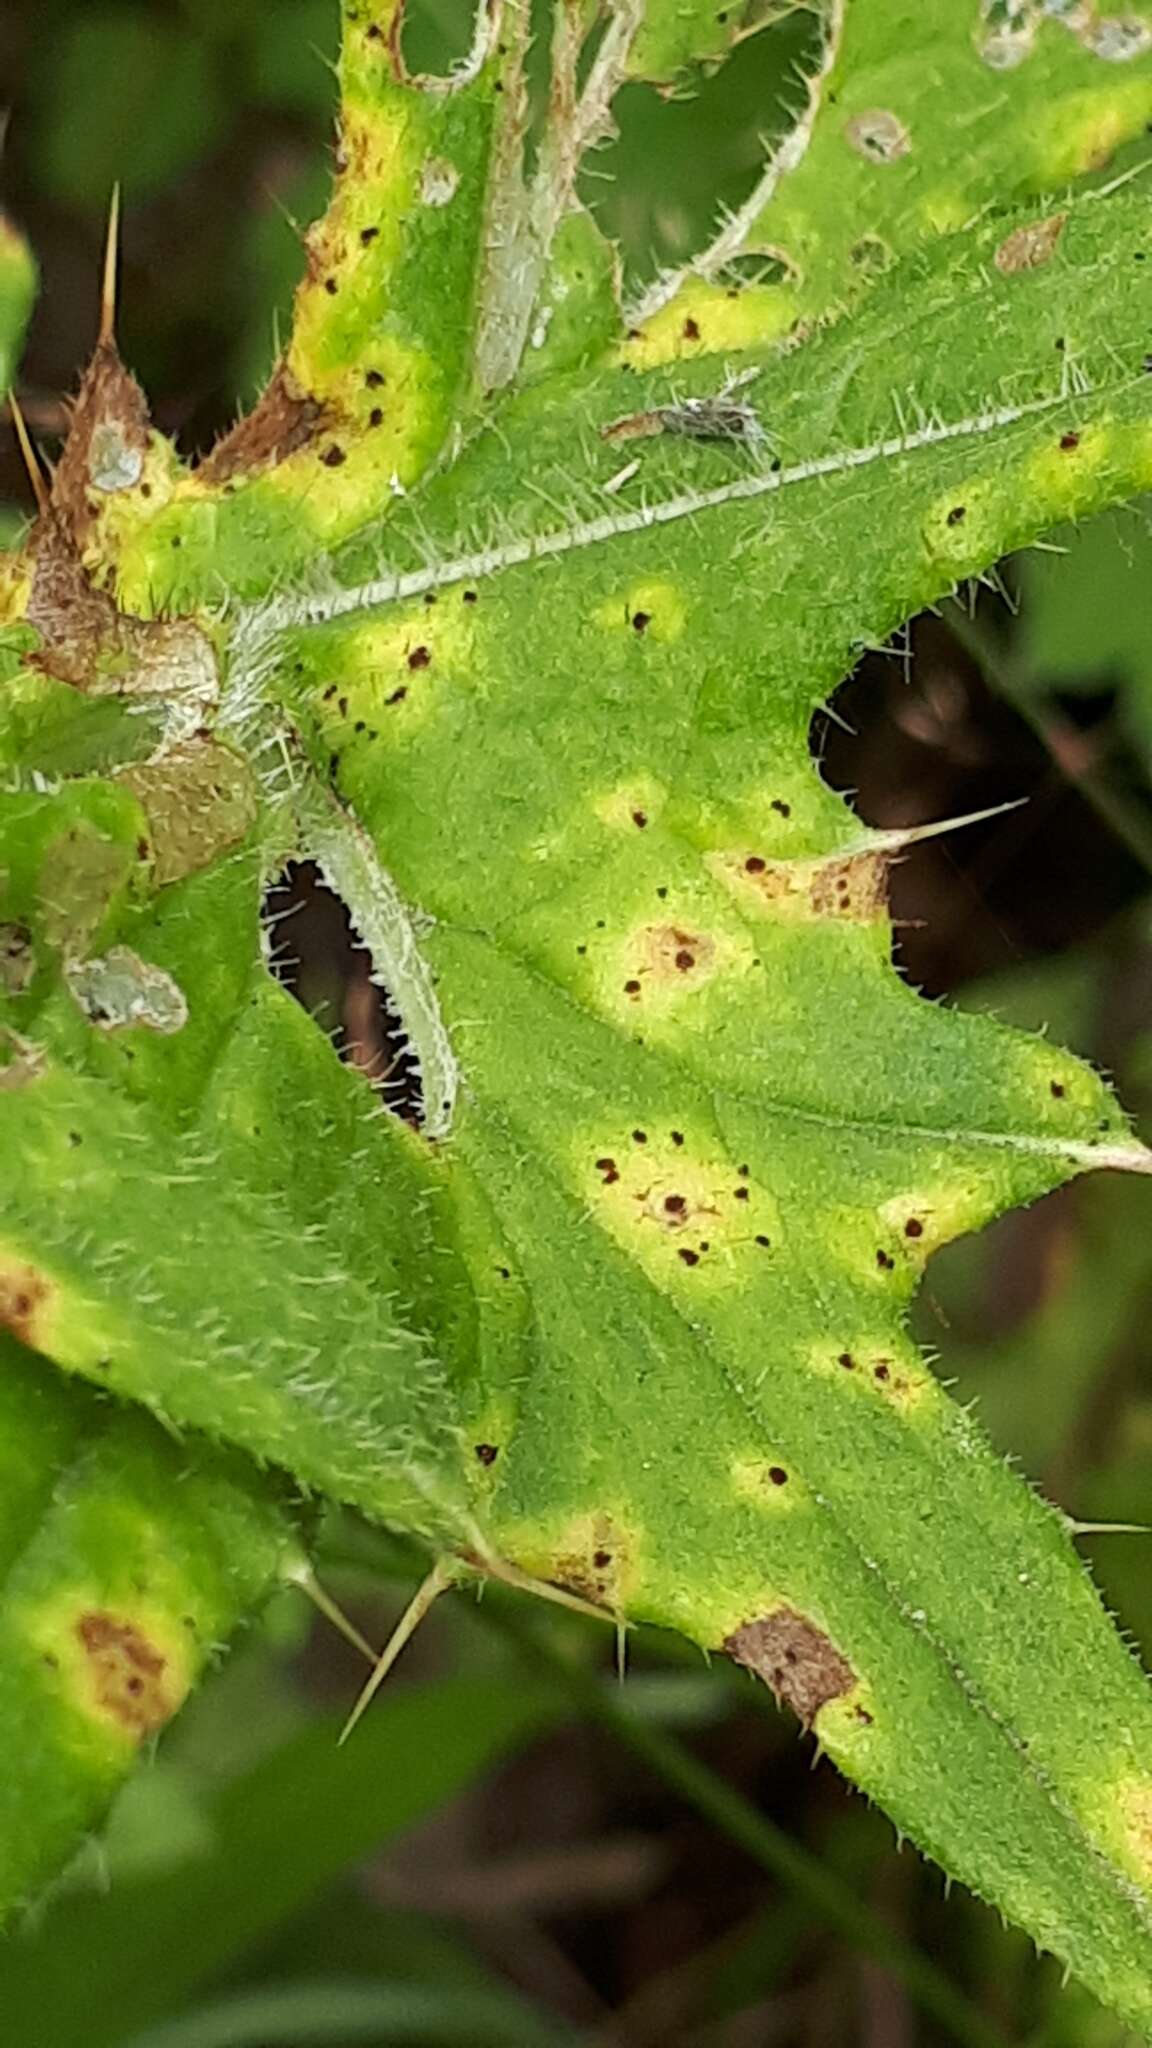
3;1;1152;2042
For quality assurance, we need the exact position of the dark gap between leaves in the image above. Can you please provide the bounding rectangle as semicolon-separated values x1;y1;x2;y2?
263;858;425;1127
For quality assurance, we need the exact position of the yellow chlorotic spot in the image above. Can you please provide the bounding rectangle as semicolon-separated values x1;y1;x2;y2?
922;478;1000;561
580;1130;779;1287
593;777;669;833
816;1685;880;1747
317;600;478;732
1033;84;1152;183
601;913;756;1022
706;845;888;924
732;1457;806;1510
1025;421;1110;514
593;579;687;642
917;188;971;236
617;276;797;370
807;1337;935;1415
877;1181;989;1261
1083;1773;1152;1896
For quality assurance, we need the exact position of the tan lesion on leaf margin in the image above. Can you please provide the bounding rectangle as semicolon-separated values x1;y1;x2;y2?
197;361;329;486
548;1513;635;1611
707;846;889;924
51;342;155;549
725;1606;857;1728
0;1259;53;1347
73;1610;179;1740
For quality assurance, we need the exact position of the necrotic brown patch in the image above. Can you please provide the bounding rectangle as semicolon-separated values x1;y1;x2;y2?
197;361;327;484
75;1611;173;1738
0;1263;51;1345
724;1607;855;1727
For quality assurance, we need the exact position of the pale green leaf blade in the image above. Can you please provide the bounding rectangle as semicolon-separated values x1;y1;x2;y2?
0;1333;294;1918
0;1676;555;2047
629;0;1152;363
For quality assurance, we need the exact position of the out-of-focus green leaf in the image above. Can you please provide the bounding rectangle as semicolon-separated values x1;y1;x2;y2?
1017;504;1152;764
123;1977;577;2048
0;1678;555;2048
0;1332;294;1916
33;12;225;205
0;217;35;394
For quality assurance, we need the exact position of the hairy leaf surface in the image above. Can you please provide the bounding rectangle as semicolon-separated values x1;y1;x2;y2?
3;0;1152;2027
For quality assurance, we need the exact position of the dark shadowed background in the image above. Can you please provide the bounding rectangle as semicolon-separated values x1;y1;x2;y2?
3;4;1152;2043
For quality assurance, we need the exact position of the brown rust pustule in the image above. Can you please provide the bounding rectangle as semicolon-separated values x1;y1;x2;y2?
51;341;152;549
75;1611;174;1738
197;361;328;485
724;1606;856;1726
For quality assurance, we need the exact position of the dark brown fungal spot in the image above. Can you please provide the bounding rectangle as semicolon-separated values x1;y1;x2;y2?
874;1362;891;1382
1050;1080;1066;1098
1060;431;1081;451
904;1217;924;1238
724;1608;856;1726
360;226;380;245
679;1247;700;1266
408;644;431;669
475;1443;499;1466
671;1130;684;1146
365;368;386;388
632;1129;647;1143
664;1193;687;1215
0;1264;51;1344
199;361;327;484
770;799;791;817
632;810;648;828
768;1466;788;1486
946;505;966;526
324;277;339;295
593;1549;612;1568
755;1234;770;1247
596;1155;620;1183
632;611;651;633
463;588;478;602
624;978;641;995
369;407;384;427
682;317;701;340
838;1351;856;1369
385;685;408;705
321;444;347;467
674;948;696;971
745;855;766;874
75;1611;173;1737
734;1186;749;1201
876;1249;894;1270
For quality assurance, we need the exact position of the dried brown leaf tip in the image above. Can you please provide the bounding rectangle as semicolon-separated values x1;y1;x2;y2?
724;1606;856;1726
51;342;152;548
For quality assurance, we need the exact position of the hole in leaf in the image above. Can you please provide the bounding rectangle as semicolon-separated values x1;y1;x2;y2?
263;859;424;1126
